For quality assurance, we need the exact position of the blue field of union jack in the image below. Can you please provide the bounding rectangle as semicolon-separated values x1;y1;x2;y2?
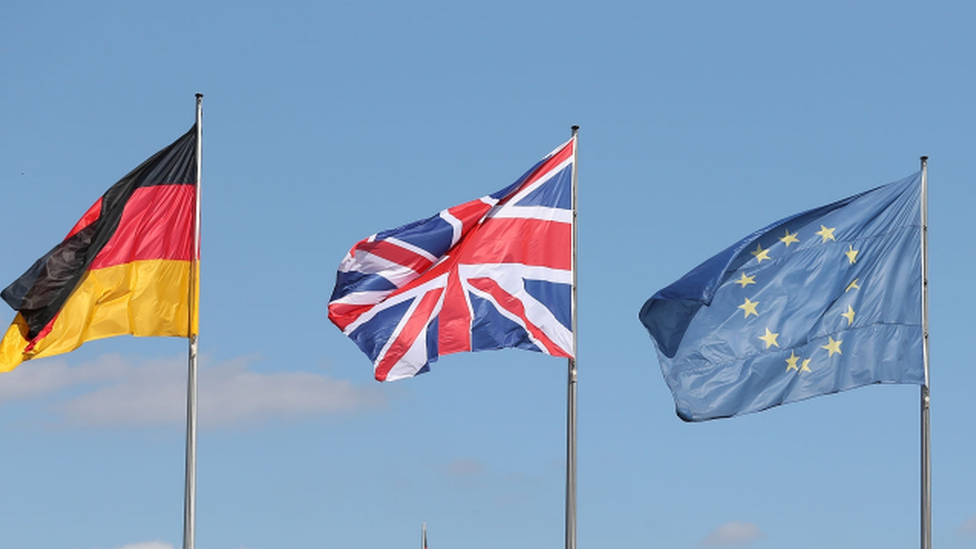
328;138;576;381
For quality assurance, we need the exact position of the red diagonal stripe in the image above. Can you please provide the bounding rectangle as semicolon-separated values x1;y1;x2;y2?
374;288;444;381
466;277;571;357
446;199;493;237
327;302;374;332
353;239;434;274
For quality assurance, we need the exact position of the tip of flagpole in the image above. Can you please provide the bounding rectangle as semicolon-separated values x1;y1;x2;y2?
920;155;928;162
571;125;580;131
196;93;204;98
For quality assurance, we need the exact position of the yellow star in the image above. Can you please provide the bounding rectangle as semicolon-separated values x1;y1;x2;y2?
846;279;860;292
841;305;856;326
786;351;800;371
815;225;836;243
845;244;859;264
738;297;759;318
751;243;771;263
759;327;780;349
735;272;756;288
779;229;800;247
800;358;812;372
821;336;842;357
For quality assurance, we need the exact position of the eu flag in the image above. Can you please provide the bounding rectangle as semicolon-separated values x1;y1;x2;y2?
639;173;924;421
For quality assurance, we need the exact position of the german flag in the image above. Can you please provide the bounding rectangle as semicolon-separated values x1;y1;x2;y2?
0;126;199;372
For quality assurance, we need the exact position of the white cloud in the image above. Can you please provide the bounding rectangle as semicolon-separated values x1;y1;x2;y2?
702;521;764;547
1;353;386;428
961;516;976;535
0;356;127;403
115;542;174;549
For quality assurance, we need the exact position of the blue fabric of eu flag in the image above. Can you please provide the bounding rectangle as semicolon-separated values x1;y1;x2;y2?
639;172;924;422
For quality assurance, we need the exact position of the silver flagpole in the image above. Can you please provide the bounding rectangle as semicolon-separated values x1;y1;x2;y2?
422;522;426;549
919;156;931;549
183;93;203;549
565;125;579;549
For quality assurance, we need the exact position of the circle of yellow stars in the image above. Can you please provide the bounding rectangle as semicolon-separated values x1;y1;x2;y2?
733;223;864;375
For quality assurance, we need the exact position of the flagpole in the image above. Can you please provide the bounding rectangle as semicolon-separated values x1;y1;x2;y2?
183;93;203;549
422;522;427;549
565;125;579;549
919;156;931;549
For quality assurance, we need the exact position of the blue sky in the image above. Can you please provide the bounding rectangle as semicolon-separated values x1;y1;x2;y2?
2;1;975;548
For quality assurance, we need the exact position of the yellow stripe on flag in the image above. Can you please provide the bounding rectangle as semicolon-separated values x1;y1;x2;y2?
0;259;197;372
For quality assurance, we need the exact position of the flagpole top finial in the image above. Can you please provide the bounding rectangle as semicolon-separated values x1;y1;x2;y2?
571;125;580;131
920;155;928;162
196;93;204;99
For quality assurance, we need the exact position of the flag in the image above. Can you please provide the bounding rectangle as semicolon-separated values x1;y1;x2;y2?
0;125;198;372
329;138;575;381
638;172;924;421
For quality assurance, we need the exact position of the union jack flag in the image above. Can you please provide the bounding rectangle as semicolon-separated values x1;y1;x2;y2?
328;138;576;381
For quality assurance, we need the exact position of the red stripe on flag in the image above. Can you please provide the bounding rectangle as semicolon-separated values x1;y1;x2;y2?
23;313;59;354
459;218;571;269
386;252;456;297
353;239;434;274
467;277;571;358
89;184;196;269
446;199;493;237
65;199;103;240
375;288;444;381
437;269;472;355
327;302;375;332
